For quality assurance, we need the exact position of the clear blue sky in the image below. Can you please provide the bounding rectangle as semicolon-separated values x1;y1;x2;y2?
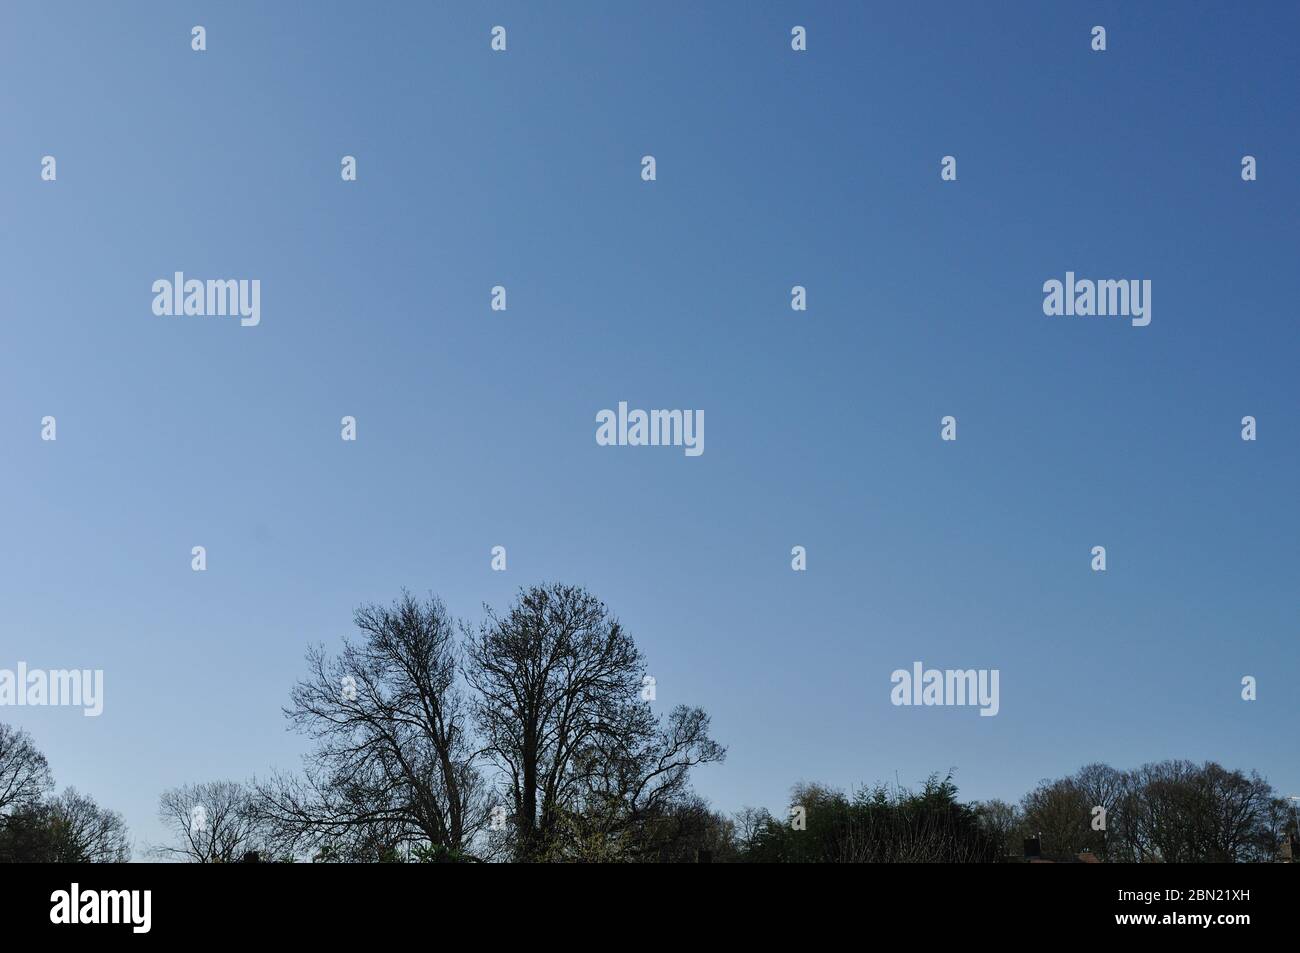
2;1;1297;856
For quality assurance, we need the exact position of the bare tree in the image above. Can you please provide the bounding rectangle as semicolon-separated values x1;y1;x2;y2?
1258;795;1295;861
1195;762;1280;862
465;583;724;861
558;704;725;859
974;799;1020;859
1019;777;1090;857
155;780;268;863
733;805;774;853
1129;759;1211;862
0;726;129;862
254;591;488;860
0;723;53;818
1024;760;1284;863
1070;762;1130;860
45;788;131;862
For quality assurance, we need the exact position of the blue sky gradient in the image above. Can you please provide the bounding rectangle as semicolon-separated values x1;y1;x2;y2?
2;1;1297;855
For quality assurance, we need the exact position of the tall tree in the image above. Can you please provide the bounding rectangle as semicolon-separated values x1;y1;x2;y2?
254;591;487;860
974;799;1021;860
42;789;131;862
1019;776;1092;857
557;704;725;859
466;583;723;861
1070;762;1134;860
155;780;268;863
0;726;130;862
0;723;52;818
1130;760;1282;862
